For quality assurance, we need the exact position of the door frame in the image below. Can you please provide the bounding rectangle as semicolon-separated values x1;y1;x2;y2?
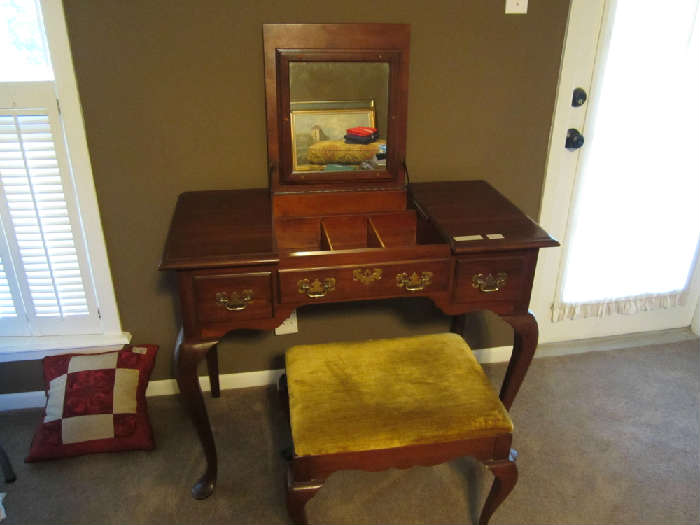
530;0;700;343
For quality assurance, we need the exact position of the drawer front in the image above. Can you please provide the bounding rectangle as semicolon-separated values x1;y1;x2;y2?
453;255;529;304
279;260;450;303
193;271;273;323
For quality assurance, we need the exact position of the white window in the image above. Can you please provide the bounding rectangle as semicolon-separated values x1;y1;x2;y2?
0;0;128;360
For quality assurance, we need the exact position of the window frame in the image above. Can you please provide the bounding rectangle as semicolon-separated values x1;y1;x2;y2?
0;0;130;361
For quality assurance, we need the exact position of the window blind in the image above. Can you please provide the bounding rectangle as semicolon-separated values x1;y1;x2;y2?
0;106;100;335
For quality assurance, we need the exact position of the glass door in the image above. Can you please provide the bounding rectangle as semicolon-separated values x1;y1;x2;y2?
532;0;700;342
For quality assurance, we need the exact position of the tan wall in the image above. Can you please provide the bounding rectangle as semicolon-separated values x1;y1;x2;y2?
0;0;570;394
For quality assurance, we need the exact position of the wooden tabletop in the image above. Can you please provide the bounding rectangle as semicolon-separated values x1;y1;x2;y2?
409;181;558;254
159;189;277;270
159;181;558;271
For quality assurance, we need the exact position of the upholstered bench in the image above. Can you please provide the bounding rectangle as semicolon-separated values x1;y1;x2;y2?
283;333;519;524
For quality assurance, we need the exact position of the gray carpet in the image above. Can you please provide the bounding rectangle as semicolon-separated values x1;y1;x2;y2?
1;340;698;524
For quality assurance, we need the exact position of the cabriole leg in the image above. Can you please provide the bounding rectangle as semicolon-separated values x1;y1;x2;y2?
478;450;518;525
500;312;539;410
175;340;219;499
286;466;324;525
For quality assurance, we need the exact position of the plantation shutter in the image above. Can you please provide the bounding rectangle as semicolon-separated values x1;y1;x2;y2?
0;255;18;317
0;85;101;336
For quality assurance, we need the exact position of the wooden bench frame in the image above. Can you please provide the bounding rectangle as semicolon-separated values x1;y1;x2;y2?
281;315;537;524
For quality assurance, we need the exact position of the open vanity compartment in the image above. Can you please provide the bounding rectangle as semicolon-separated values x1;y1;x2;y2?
274;210;446;255
275;209;452;305
321;215;378;251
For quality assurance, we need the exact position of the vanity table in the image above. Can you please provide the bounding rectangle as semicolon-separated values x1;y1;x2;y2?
159;24;558;499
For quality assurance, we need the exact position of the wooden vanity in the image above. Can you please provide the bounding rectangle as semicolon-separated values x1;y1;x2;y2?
159;23;558;499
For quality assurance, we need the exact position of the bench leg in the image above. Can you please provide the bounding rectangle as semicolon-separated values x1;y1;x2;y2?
286;466;324;525
479;451;518;525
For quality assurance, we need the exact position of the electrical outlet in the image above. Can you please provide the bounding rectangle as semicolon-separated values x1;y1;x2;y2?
275;310;298;335
505;0;528;14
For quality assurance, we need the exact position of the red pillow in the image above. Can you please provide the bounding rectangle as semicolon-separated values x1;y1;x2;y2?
26;344;158;462
346;126;377;136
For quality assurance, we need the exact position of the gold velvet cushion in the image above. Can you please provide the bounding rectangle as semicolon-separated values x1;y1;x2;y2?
306;140;384;164
285;333;513;457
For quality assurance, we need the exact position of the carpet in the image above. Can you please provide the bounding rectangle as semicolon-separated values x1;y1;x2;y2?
0;339;698;524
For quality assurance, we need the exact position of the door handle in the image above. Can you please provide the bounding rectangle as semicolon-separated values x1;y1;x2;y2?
572;87;588;107
565;128;585;150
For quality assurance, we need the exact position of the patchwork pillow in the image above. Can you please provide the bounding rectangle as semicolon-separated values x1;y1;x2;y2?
26;344;158;462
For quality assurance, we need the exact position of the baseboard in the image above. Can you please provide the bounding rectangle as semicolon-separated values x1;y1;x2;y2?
471;346;512;363
0;390;47;411
535;327;698;358
2;328;696;412
144;368;286;397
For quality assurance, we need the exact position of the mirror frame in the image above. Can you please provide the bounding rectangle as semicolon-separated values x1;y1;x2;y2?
263;24;410;193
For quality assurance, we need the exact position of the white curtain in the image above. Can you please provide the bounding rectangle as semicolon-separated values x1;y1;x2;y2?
555;0;700;321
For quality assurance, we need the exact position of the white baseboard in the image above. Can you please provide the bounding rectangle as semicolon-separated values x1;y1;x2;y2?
0;390;47;411
535;327;697;358
2;328;696;412
144;368;286;397
471;346;512;363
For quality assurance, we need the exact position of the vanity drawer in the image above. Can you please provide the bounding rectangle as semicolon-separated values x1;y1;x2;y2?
279;259;450;303
193;270;273;324
453;254;530;305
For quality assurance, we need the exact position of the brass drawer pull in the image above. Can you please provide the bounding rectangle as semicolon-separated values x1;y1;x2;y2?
472;272;508;293
298;277;336;298
215;290;253;311
353;268;383;285
396;271;433;292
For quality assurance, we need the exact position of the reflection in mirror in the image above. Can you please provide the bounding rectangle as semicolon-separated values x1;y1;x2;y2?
289;62;389;173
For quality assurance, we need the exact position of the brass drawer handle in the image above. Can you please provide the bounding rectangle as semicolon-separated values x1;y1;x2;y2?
353;268;383;285
298;277;336;298
215;290;253;311
396;271;433;292
472;272;508;293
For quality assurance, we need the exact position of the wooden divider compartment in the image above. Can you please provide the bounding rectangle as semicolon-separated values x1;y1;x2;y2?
321;215;381;250
274;210;445;255
274;216;323;252
370;211;419;247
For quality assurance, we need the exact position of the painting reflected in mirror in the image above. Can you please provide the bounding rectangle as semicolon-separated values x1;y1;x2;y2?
289;62;389;173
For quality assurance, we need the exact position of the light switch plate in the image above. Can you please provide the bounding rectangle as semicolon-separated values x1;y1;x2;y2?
275;310;298;335
505;0;528;14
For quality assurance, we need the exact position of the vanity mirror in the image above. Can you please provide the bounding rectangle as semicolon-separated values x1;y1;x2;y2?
263;24;409;193
289;64;388;173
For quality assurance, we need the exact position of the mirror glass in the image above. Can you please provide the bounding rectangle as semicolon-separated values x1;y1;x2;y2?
289;62;389;173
